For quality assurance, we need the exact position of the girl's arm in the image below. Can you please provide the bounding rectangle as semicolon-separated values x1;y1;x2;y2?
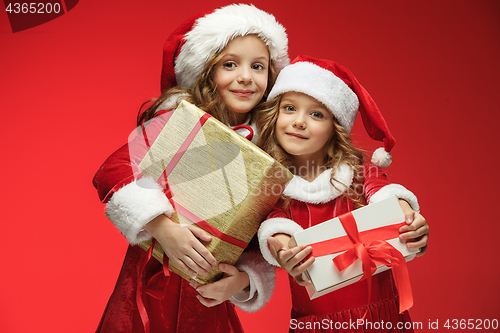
93;112;175;244
363;165;428;255
93;112;217;274
364;166;420;212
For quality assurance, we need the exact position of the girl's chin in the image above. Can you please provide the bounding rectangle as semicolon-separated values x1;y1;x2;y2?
228;108;253;117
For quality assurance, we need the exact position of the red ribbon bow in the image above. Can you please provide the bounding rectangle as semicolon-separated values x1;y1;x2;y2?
309;212;413;314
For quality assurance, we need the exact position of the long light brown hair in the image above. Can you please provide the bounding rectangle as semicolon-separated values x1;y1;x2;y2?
137;39;278;128
256;94;367;208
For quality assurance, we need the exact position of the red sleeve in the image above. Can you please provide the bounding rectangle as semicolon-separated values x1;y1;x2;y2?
363;164;391;202
92;111;171;203
92;143;135;203
266;201;289;220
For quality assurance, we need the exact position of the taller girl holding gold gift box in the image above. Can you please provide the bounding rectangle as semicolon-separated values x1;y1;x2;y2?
92;4;289;333
257;56;429;332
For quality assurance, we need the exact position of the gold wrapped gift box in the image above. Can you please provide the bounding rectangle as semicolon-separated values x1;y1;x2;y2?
137;101;292;284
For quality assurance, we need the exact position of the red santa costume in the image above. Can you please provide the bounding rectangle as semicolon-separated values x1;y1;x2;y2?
257;56;421;332
92;5;289;333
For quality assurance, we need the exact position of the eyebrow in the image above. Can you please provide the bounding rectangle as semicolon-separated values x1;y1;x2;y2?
281;97;329;111
253;56;269;62
223;54;269;62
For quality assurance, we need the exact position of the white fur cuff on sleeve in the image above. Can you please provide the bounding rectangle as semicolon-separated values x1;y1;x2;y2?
258;218;304;267
105;177;174;244
369;184;420;212
231;251;276;312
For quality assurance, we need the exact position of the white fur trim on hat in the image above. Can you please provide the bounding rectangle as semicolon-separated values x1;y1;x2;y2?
267;61;359;133
231;250;276;312
258;218;304;266
175;4;289;87
283;163;354;204
369;184;420;212
105;177;174;244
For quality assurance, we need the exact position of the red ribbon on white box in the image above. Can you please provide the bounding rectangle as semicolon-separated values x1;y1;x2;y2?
308;211;413;314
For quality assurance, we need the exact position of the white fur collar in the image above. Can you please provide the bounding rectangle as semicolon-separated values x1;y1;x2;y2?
283;163;354;204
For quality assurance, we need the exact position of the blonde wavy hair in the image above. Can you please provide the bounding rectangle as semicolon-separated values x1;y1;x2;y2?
256;94;367;208
137;41;278;128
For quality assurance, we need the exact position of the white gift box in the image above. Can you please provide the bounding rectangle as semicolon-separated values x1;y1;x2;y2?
291;195;419;300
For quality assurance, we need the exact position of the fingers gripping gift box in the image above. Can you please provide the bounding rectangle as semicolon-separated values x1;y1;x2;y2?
135;101;292;284
291;195;419;313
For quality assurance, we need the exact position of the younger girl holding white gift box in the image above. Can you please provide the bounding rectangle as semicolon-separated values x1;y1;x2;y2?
92;4;289;333
257;55;429;332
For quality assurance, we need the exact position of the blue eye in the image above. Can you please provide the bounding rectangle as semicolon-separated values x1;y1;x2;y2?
311;111;324;119
282;105;295;112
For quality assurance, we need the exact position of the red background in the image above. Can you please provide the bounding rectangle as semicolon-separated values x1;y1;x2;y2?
1;0;499;332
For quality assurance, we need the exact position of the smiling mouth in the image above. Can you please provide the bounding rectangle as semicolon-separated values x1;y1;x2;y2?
286;132;307;139
231;90;254;98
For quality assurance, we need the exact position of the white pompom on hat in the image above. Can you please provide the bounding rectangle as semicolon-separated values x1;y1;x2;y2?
160;4;289;91
268;55;396;168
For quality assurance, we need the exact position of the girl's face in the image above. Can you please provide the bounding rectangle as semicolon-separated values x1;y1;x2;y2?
276;91;335;161
214;35;269;124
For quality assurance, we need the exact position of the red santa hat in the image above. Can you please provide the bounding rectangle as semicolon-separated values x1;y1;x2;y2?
160;4;290;91
267;55;396;168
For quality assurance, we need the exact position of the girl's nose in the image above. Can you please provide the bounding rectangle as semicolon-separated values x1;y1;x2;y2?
292;115;306;129
237;68;253;84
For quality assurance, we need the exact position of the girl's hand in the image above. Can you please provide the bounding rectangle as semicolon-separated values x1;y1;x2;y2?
267;236;315;286
398;200;429;256
190;263;250;307
144;214;217;276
